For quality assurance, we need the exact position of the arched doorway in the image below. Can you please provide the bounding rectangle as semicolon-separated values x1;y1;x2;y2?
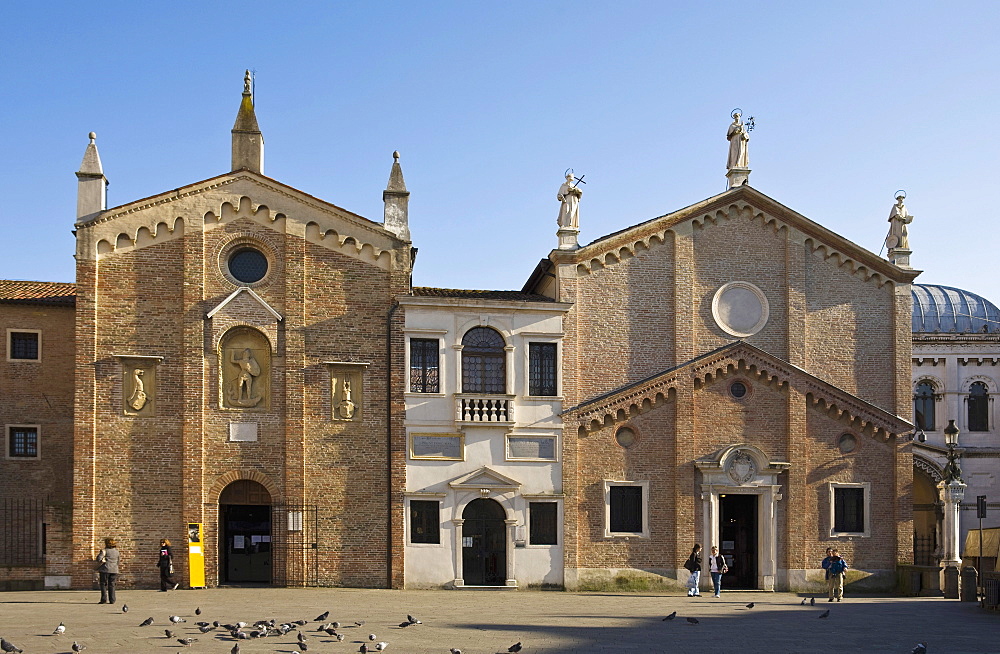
462;498;507;586
219;480;271;584
913;467;942;565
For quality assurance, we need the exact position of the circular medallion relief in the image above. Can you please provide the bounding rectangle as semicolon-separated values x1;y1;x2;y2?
615;427;638;449
712;281;770;338
838;433;858;454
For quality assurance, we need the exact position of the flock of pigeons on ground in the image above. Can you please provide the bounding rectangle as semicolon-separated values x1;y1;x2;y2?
0;597;929;653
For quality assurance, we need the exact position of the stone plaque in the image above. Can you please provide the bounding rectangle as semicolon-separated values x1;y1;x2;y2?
508;436;556;461
410;433;463;460
229;422;258;442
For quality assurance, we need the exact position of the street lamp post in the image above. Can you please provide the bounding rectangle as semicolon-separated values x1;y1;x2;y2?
940;419;966;599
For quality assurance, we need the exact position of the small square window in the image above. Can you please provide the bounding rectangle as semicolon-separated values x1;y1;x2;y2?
604;480;649;537
409;500;440;544
529;502;558;545
7;426;39;459
829;482;870;537
8;331;40;361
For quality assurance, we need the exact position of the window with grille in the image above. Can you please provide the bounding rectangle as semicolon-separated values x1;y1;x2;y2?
609;485;643;534
409;339;440;393
914;381;936;431
461;327;506;394
409;500;440;544
8;426;38;458
9;332;39;360
528;343;557;396
968;382;989;432
529;502;558;545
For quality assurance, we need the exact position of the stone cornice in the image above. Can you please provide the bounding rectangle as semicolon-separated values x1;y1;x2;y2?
565;341;911;439
397;294;572;312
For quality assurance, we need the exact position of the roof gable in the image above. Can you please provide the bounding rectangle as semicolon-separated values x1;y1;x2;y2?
564;341;912;440
76;170;408;272
545;185;919;291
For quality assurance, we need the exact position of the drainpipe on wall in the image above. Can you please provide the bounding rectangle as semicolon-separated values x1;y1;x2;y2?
386;300;399;589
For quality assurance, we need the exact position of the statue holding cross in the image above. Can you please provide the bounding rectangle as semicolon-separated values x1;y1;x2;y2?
557;170;585;229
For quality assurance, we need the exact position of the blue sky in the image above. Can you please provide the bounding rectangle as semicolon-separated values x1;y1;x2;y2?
2;1;998;304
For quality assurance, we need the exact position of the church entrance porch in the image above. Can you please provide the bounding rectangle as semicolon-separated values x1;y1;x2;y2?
461;498;507;586
219;480;272;585
719;493;758;589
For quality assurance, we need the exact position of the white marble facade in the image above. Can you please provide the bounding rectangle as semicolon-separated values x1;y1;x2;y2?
400;292;570;588
910;283;1000;566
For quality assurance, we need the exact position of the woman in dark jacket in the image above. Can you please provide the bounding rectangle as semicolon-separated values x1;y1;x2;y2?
685;544;703;597
158;538;179;591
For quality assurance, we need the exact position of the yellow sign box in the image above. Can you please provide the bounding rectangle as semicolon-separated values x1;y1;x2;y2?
187;523;206;588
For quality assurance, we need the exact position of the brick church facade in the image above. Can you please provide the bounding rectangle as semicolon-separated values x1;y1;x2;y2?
1;79;921;592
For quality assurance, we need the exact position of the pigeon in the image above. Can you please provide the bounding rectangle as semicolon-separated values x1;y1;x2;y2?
336;633;346;642
294;620;309;626
360;645;369;654
177;637;198;646
450;649;462;654
375;642;388;651
315;611;329;622
406;614;421;625
53;622;66;635
169;615;186;623
686;617;699;625
122;603;128;613
745;602;755;609
818;610;830;619
139;617;154;626
911;645;927;654
71;643;86;653
199;624;215;633
231;645;241;654
324;627;339;636
164;630;175;638
298;632;308;643
196;621;211;627
332;621;341;630
810;597;815;606
300;644;309;651
195;607;202;616
355;620;366;627
508;643;523;653
662;611;677;621
800;598;807;605
369;633;377;641
398;621;413;628
1;640;23;654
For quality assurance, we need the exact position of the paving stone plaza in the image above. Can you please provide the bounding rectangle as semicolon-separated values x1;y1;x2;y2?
0;588;996;654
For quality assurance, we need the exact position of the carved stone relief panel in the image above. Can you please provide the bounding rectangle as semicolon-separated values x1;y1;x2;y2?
117;355;162;416
326;362;370;421
220;326;271;410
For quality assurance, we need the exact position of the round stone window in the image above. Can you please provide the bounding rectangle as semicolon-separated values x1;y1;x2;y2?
228;247;269;284
838;433;858;454
730;381;748;399
712;281;770;338
615;427;638;449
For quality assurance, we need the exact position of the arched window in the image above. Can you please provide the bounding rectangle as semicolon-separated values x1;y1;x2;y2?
968;381;990;432
461;327;506;394
914;381;936;431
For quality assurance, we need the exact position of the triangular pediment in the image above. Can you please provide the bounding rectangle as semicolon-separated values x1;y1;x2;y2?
77;170;408;272
207;287;282;322
449;466;521;491
564;341;912;440
543;185;919;291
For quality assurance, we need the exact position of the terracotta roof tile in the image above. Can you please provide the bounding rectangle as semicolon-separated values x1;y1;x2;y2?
412;287;554;302
0;280;77;306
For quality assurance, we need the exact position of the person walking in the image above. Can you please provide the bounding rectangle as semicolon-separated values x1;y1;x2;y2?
95;537;120;604
826;548;849;602
158;539;179;591
708;545;728;598
684;544;703;597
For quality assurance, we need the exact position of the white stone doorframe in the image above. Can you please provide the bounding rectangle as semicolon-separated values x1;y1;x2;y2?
450;490;518;589
695;444;788;592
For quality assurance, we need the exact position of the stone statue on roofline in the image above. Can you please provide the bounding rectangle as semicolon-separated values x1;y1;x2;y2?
727;110;750;170
885;192;912;252
557;171;583;229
